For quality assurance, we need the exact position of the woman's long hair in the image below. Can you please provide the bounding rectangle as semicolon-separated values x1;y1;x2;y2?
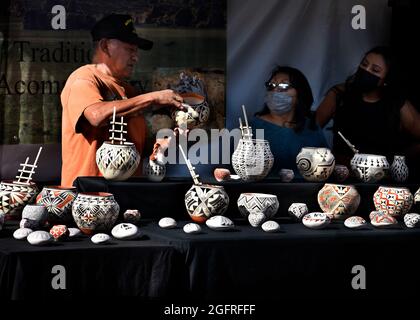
256;66;316;132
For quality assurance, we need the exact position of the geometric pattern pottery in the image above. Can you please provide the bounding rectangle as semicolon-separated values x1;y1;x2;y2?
185;184;229;223
237;193;279;219
350;153;389;183
232;139;274;181
390;155;409;183
317;184;361;219
296;147;335;182
96;142;140;181
72;192;120;235
0;180;38;220
373;186;413;218
36;186;77;223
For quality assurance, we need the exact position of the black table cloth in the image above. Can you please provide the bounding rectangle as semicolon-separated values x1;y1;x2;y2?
1;177;420;300
0;222;187;300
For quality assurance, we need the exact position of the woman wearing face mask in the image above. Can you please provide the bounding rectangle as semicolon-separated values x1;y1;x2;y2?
316;46;420;167
250;66;327;177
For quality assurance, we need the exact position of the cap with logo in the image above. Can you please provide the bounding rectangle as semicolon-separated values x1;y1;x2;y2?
91;14;153;50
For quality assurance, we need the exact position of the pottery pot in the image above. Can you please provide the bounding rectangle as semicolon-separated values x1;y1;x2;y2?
72;192;120;235
350;153;389;183
0;180;38;220
232;138;274;181
317;184;361;219
36;186;77;223
373;186;413;218
172;92;210;129
390;155;409;183
237;193;279;220
333;164;349;183
296;147;335;182
96;142;140;181
143;159;166;182
185;184;229;223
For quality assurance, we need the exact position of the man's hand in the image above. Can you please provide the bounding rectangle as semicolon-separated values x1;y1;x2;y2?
150;89;184;109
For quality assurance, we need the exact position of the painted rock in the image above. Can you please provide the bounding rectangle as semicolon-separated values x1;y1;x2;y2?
262;220;281;233
49;225;69;241
371;213;398;228
27;231;52;246
183;223;202;234
404;213;420;228
248;212;266;227
205;215;234;231
288;203;308;221
123;209;141;224
369;211;381;221
279;169;294;182
68;228;82;238
111;223;140;240
214;168;231;182
158;217;177;229
91;233;111;244
13;228;33;240
344;216;367;229
302;212;331;229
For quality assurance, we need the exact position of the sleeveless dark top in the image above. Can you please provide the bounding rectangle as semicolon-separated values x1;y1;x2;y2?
332;85;404;163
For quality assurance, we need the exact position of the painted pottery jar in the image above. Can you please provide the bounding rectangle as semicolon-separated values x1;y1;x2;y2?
350;153;389;183
333;164;350;183
296;147;335;182
143;159;166;182
373;186;413;218
96;142;140;181
0;180;38;220
185;184;229;223
36;186;77;223
390;155;409;183
317;184;361;219
232;139;274;181
237;193;279;219
72;192;120;235
172;92;210;129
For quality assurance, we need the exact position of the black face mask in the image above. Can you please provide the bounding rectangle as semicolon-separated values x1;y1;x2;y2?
352;67;382;92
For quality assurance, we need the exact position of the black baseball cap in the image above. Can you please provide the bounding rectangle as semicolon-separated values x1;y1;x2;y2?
91;14;153;50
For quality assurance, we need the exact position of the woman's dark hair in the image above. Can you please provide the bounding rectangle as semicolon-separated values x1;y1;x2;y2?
256;65;316;132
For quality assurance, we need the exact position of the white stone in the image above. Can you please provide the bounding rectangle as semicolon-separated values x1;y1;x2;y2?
27;231;52;246
288;203;308;220
13;228;33;240
111;223;140;240
344;216;367;229
158;217;177;229
68;228;82;238
262;220;280;233
302;212;331;229
404;213;420;228
183;223;202;234
205;215;234;231
248;212;266;227
91;233;111;244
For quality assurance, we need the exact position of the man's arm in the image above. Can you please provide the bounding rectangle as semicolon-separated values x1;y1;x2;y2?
83;89;183;127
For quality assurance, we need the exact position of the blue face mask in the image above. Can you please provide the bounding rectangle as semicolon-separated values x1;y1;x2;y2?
264;91;293;115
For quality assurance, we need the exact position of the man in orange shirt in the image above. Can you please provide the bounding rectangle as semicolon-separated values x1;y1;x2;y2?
61;14;183;186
